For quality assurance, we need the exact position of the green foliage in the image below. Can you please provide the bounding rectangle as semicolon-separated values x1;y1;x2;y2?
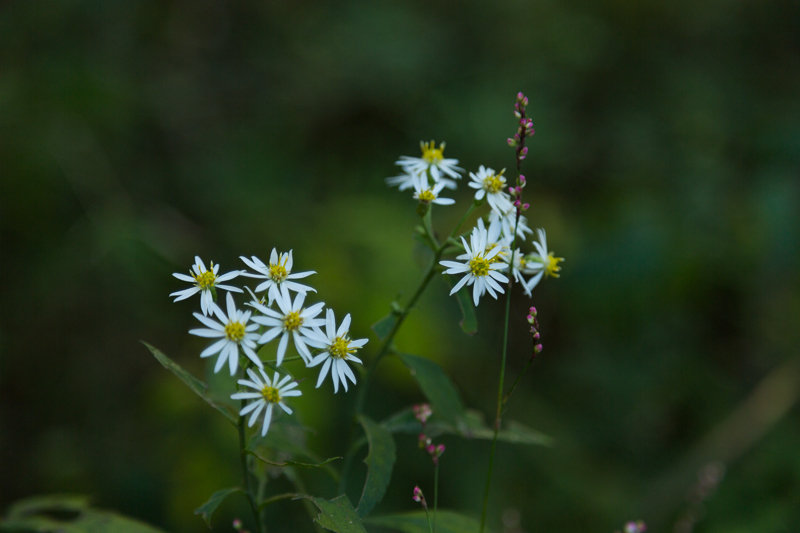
0;495;164;533
142;342;236;424
397;353;466;426
356;416;396;517
305;495;366;533
365;510;485;533
194;487;243;529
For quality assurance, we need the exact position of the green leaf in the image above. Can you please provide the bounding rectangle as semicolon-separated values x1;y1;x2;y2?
440;277;478;335
1;494;165;532
397;353;465;425
356;416;396;517
382;408;552;447
365;510;485;533
247;449;342;470
142;341;236;424
193;487;243;529
304;495;367;533
372;313;398;340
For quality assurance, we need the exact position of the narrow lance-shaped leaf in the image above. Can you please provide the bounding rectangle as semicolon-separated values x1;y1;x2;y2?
397;352;466;426
303;495;367;533
356;415;396;517
194;487;243;529
441;276;478;335
142;341;236;424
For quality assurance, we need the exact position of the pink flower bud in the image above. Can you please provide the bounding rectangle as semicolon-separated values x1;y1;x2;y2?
507;137;516;147
534;344;543;354
519;174;526;184
522;202;530;210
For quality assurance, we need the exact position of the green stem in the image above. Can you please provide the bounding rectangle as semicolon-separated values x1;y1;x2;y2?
423;506;434;533
501;355;535;417
433;462;440;533
238;402;263;533
339;203;476;492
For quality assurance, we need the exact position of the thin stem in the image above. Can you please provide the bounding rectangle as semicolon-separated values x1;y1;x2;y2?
340;203;476;491
501;355;535;417
423;506;434;533
238;402;263;533
433;462;440;533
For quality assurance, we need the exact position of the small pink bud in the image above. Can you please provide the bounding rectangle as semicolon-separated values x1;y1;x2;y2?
436;444;446;455
514;199;521;207
534;344;543;354
514;111;522;119
507;137;516;147
533;331;541;340
522;202;530;210
413;403;433;424
519;174;526;184
517;91;525;101
520;147;528;157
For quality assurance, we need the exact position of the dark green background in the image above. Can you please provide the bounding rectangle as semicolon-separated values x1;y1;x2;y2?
2;1;799;531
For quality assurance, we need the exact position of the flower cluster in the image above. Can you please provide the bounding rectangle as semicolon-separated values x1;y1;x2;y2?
527;306;543;357
386;121;564;306
170;249;368;436
414;403;446;465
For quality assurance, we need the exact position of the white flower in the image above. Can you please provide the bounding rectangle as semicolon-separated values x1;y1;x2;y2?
231;368;301;437
385;172;418;191
307;309;367;393
240;249;315;305
413;178;455;206
189;292;262;375
521;228;564;293
250;286;325;365
489;206;533;242
396;140;462;184
467;166;513;215
440;221;509;306
170;256;243;316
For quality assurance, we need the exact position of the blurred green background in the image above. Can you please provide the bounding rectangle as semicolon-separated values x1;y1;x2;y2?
2;0;799;531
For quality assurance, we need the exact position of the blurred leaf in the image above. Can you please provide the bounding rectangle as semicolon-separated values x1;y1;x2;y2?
372;313;398;340
365;510;485;533
1;494;165;532
382;408;551;447
194;487;243;529
142;341;236;424
248;418;341;481
440;276;478;335
305;495;366;533
356;416;396;517
397;353;465;425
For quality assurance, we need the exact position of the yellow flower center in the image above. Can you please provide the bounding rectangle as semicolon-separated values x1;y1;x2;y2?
269;258;288;282
483;170;506;194
485;243;506;263
283;311;303;331
418;189;436;203
225;321;245;342
421;141;445;164
193;266;217;290
261;385;281;403
330;336;354;359
468;256;491;277
544;253;564;278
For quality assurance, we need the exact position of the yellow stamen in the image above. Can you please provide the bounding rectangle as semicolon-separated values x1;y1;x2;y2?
468;256;491;277
261;385;281;403
193;264;217;289
420;140;445;164
544;253;564;278
483;169;506;194
225;322;245;342
283;311;303;331
418;189;436;203
330;336;355;359
269;257;289;282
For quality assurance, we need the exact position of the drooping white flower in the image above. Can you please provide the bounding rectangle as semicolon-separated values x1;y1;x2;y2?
307;309;367;393
250;286;325;365
189;292;262;375
440;221;509;306
489;206;533;242
521;228;564;293
170;256;243;316
396;140;463;184
468;166;513;215
240;249;315;305
413;177;455;206
231;368;301;437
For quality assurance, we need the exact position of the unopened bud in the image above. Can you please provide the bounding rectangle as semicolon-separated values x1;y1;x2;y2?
507;137;516;147
534;343;543;354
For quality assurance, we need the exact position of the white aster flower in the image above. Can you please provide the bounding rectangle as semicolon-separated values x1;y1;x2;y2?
307;309;367;393
240;249;316;305
489;206;533;242
250;286;325;365
413;178;455;206
189;292;262;375
440;221;510;306
231;368;301;437
468;166;513;215
521;228;565;293
396;140;463;184
170;256;243;316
